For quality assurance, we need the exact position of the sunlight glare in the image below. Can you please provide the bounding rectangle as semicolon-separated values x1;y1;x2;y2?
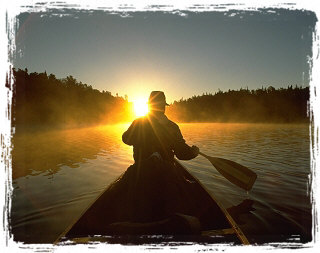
133;98;149;117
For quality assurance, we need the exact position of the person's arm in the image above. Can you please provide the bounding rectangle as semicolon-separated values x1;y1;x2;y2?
171;124;199;160
122;119;139;145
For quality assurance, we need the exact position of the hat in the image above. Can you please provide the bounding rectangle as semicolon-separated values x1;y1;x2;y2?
148;91;169;106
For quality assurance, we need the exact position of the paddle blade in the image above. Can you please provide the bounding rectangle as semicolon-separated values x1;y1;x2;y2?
200;153;257;191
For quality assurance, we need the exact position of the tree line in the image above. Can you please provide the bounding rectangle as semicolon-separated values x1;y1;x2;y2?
12;68;309;133
12;68;132;132
166;86;309;123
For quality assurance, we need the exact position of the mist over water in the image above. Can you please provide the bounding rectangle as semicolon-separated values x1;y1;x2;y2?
10;123;311;244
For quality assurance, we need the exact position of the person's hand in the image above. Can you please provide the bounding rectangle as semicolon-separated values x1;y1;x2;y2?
191;145;200;156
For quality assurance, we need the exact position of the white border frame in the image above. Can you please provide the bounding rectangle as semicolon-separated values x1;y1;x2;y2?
1;0;319;252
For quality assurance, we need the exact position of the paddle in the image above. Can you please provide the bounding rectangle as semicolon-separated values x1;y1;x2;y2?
199;152;257;191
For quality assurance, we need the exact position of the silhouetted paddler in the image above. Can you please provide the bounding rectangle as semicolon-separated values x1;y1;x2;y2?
123;91;199;164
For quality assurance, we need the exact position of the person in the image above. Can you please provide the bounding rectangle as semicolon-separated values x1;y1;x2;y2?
118;91;200;223
122;91;199;164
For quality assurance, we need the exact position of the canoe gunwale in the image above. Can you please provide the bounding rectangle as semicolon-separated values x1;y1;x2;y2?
176;160;250;245
54;159;250;245
53;172;126;244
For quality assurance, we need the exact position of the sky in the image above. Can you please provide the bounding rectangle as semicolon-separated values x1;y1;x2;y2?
14;9;316;103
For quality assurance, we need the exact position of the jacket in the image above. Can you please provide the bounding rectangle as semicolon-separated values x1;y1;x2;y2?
122;115;197;163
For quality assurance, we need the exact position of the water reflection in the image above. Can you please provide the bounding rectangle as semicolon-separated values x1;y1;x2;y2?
12;124;130;179
10;123;312;244
11;124;132;243
179;123;311;243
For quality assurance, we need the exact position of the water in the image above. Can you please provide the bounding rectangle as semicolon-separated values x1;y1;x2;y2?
10;123;312;244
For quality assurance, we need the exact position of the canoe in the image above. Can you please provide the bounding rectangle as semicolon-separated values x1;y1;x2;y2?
55;159;249;245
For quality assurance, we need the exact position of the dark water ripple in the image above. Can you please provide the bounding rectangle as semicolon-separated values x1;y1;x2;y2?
179;123;311;244
10;123;312;244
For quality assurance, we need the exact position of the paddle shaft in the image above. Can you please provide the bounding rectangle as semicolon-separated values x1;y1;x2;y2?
199;151;211;159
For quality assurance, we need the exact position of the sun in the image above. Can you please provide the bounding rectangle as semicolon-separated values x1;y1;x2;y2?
133;98;149;117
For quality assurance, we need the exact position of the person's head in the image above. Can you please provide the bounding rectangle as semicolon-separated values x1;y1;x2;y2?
148;91;169;115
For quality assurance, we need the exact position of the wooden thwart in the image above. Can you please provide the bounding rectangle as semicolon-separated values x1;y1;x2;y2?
202;228;236;236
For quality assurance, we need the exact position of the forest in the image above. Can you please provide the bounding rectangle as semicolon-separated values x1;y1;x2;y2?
12;68;132;132
166;86;309;123
11;68;309;133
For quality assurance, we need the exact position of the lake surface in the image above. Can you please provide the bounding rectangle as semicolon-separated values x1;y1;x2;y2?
10;123;312;244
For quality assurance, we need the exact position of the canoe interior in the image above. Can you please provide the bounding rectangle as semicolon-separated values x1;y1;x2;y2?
58;158;241;244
